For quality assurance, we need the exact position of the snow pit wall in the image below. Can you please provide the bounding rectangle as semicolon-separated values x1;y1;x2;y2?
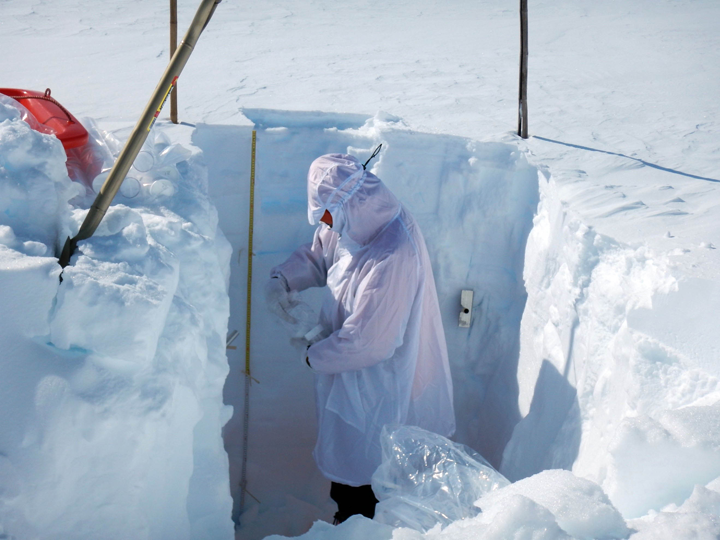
502;168;720;518
0;105;234;540
193;111;540;537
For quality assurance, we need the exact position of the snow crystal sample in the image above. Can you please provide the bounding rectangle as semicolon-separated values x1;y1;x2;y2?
267;291;322;344
371;424;508;531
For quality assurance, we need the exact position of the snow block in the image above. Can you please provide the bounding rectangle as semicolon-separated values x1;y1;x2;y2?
0;119;234;540
476;469;630;540
0;96;77;252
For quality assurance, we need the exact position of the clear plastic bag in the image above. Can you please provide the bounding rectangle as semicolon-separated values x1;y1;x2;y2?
66;117;120;190
371;424;509;532
157;143;192;168
82;126;187;201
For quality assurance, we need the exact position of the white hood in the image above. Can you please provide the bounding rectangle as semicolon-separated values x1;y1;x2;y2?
307;154;401;246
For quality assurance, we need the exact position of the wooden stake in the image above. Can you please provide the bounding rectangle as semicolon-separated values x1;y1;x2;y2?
170;0;178;124
518;0;529;139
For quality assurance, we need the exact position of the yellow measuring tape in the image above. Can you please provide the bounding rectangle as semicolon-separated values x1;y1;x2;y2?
245;130;256;377
239;130;258;514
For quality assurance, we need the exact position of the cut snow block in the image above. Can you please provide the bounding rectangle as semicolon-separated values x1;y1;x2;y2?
627;510;720;540
50;206;179;367
0;111;233;540
604;406;720;518
0;98;77;249
678;484;720;515
476;469;630;540
264;515;394;540
442;494;573;540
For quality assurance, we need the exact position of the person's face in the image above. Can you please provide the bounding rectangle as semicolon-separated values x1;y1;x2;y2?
320;209;333;228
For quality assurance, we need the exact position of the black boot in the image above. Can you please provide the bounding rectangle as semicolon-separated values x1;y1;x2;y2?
330;482;379;524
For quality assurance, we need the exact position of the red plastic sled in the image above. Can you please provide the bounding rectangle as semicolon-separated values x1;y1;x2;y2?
0;87;88;149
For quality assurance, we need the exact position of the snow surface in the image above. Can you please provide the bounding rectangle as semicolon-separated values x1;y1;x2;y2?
1;0;719;539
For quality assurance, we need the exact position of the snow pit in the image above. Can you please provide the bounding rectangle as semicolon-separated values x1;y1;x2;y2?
0;0;718;537
213;111;720;540
2;103;719;540
193;110;539;538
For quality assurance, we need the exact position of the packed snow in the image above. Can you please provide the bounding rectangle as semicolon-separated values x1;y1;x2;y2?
0;96;234;539
1;0;719;539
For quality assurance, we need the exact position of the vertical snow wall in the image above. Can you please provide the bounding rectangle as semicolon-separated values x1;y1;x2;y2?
502;169;720;518
193;111;540;538
0;100;234;540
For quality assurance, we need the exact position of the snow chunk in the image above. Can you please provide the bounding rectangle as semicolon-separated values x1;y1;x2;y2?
476;469;630;540
606;404;720;518
677;484;720;516
50;205;179;368
627;510;720;540
0;100;77;250
264;515;394;540
436;495;572;540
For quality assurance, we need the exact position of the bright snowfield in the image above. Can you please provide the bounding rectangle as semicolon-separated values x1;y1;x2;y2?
1;0;719;540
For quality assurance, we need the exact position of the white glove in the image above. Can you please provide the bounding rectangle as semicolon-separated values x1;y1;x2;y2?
296;324;326;370
264;276;298;324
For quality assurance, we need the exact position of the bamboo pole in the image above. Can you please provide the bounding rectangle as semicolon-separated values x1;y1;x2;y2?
58;0;222;270
518;0;529;139
170;0;178;124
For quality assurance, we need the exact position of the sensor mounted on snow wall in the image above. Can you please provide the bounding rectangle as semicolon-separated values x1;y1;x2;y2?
459;289;473;328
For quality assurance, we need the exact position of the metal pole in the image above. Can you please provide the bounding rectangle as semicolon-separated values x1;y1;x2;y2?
518;0;529;139
58;0;222;270
170;0;178;124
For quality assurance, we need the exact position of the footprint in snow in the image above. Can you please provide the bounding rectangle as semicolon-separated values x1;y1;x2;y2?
653;210;690;217
600;200;647;217
670;248;691;256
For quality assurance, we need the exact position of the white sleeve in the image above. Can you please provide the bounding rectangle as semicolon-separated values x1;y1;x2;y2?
271;227;334;292
307;250;420;373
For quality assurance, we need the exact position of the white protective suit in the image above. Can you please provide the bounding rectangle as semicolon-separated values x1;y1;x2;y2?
271;154;455;486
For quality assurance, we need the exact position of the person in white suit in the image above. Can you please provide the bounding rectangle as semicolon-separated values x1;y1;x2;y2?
265;152;455;523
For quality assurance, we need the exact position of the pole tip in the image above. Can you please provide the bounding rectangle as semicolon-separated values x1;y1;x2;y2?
58;236;77;271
